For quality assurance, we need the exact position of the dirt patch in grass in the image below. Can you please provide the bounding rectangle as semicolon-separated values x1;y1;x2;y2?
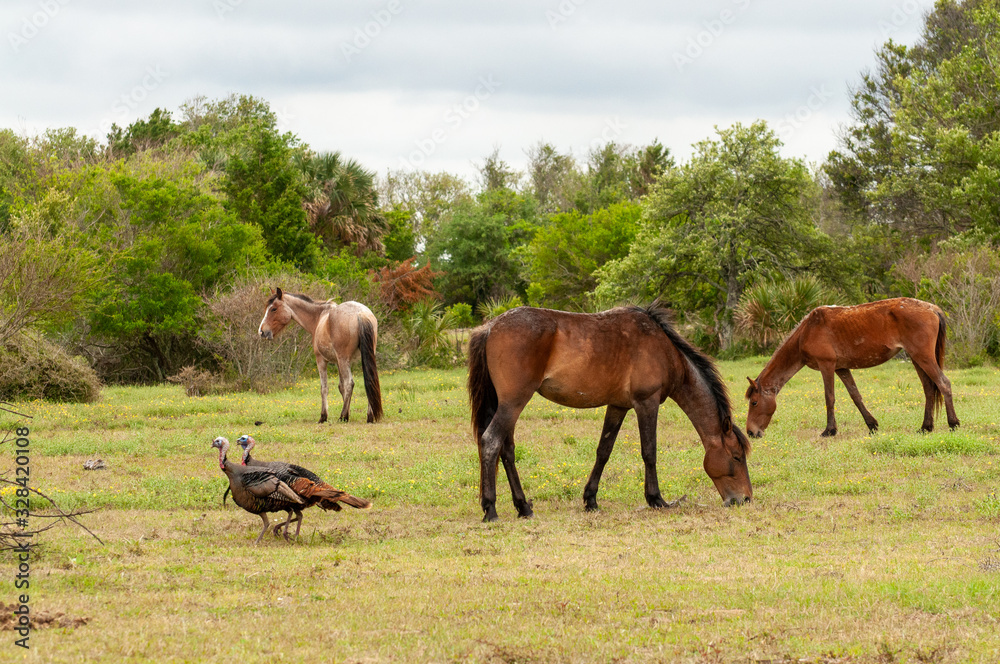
0;603;89;630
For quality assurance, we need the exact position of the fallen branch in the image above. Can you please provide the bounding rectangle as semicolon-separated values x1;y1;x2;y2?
0;425;104;550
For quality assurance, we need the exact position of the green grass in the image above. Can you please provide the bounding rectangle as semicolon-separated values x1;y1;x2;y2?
2;358;1000;662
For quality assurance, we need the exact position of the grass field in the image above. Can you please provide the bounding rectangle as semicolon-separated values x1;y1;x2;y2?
2;357;999;663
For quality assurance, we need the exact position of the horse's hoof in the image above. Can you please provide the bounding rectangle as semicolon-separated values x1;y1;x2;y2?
647;495;669;509
584;498;599;512
481;501;499;522
318;415;327;424
867;421;879;433
820;428;837;437
920;425;933;434
339;415;349;422
949;421;960;431
517;510;534;519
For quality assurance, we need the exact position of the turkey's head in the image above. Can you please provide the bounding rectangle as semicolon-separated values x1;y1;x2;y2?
211;436;230;470
236;434;256;465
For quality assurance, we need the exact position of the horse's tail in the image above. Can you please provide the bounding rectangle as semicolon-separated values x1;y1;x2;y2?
933;309;947;415
357;315;383;423
467;325;497;447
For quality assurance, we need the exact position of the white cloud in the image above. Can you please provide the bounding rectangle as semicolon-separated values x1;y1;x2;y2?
0;0;934;181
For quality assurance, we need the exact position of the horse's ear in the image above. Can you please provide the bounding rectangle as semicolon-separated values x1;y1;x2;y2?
722;416;733;434
275;287;283;300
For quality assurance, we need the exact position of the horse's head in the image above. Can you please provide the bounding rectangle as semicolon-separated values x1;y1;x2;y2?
745;376;776;438
703;417;753;506
259;288;292;340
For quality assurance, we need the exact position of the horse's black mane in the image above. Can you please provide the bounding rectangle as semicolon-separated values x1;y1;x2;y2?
267;292;317;305
635;303;751;456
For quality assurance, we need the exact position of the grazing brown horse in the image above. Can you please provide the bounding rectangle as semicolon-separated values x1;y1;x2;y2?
745;297;959;438
258;288;383;424
468;304;752;522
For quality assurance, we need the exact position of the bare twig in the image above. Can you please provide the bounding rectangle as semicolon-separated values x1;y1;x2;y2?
0;402;33;419
0;477;104;550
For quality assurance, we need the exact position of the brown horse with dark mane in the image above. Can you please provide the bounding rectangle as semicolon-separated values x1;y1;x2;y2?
467;304;752;522
258;288;383;424
745;297;959;438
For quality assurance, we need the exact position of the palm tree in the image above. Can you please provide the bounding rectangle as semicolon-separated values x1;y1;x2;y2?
297;151;388;256
735;277;843;350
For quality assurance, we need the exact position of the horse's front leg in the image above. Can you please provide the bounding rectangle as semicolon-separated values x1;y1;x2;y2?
634;397;668;508
819;364;838;437
317;356;329;424
337;357;354;422
836;368;878;433
583;405;628;512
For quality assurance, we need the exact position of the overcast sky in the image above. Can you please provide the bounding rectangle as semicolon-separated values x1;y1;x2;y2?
1;0;933;181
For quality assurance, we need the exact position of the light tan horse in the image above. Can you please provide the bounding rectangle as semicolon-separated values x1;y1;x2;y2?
258;288;383;423
745;297;959;438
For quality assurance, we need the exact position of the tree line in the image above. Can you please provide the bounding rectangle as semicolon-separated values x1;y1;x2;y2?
2;0;998;401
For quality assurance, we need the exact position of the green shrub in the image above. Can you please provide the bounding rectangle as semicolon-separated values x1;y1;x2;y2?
445;303;475;328
476;295;523;321
0;335;101;403
401;299;462;368
736;276;843;351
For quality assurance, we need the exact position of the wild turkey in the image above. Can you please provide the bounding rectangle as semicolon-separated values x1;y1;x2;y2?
236;434;371;540
211;436;305;544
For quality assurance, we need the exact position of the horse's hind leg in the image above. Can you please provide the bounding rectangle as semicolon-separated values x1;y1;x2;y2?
479;404;526;522
499;433;533;518
337;356;354;422
912;363;937;432
635;396;669;508
582;405;628;512
835;369;879;433
317;356;329;424
911;354;960;431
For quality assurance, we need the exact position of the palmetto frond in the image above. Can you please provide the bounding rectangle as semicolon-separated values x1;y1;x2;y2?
297;151;388;255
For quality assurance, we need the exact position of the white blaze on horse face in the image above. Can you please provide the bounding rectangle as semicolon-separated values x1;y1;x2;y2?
258;305;276;339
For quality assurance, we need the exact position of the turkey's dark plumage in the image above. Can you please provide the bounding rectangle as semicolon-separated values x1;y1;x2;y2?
212;436;304;544
236;434;371;539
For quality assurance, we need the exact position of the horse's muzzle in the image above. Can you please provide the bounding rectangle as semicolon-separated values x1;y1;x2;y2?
723;495;751;507
260;330;273;340
746;428;763;439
